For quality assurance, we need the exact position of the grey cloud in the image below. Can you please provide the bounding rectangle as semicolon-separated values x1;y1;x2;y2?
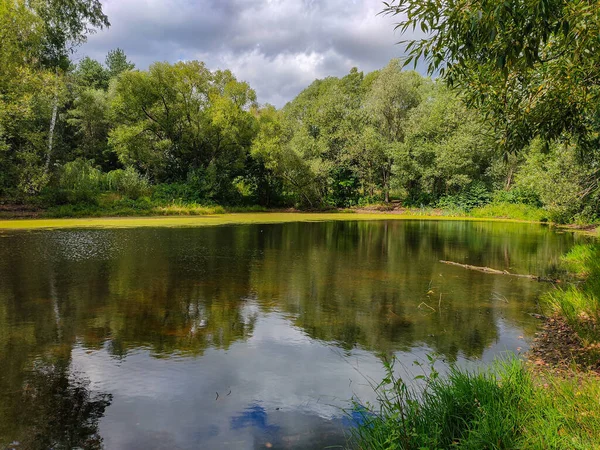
79;0;415;107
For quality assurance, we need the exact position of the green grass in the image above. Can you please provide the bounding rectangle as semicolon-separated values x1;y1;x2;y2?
349;357;600;450
43;197;228;218
470;202;549;222
544;244;600;345
0;211;543;230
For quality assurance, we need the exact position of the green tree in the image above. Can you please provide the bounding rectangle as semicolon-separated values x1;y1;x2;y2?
74;56;108;89
109;61;258;202
515;139;599;222
105;48;135;79
281;68;374;206
382;0;600;153
251;105;315;206
31;0;109;176
67;88;112;167
31;0;109;70
394;84;496;203
364;61;425;201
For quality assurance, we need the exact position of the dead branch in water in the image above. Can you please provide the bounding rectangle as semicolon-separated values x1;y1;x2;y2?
439;260;558;283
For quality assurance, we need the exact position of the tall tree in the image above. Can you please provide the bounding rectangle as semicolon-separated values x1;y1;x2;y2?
394;84;496;202
30;0;109;175
74;56;108;89
105;48;135;79
109;61;258;201
364;61;425;201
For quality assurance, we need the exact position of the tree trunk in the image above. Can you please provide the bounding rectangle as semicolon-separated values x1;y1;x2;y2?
383;160;391;203
45;74;59;175
505;166;514;191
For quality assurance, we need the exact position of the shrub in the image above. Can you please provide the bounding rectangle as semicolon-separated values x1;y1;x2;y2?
436;181;491;211
493;187;542;207
104;167;151;199
58;159;103;204
152;182;201;203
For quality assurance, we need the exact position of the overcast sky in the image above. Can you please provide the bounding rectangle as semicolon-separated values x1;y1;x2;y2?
79;0;415;107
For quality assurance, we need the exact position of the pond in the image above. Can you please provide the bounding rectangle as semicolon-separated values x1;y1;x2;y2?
0;219;584;449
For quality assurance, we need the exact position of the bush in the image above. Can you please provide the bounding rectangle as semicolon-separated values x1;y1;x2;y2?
493;187;542;207
436;182;491;211
57;159;103;204
152;182;201;203
104;167;151;199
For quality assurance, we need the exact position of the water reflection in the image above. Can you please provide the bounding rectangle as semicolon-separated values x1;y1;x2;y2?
0;351;111;449
0;220;584;448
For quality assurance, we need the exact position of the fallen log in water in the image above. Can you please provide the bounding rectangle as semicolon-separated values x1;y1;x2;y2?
439;260;558;283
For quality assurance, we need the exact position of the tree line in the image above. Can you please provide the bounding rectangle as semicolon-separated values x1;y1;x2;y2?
1;0;598;223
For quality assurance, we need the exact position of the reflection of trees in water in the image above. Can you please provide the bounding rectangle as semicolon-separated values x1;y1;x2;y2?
249;221;563;360
0;221;578;364
0;222;579;446
0;353;111;450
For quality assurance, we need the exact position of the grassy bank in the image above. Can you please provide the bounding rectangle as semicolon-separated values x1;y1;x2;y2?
470;202;550;222
0;197;565;230
349;358;600;450
350;241;600;450
0;211;553;230
1;197;554;221
545;244;600;348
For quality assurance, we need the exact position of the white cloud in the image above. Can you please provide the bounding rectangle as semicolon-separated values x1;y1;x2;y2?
79;0;413;106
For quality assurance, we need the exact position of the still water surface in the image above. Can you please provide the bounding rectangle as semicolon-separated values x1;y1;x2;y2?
0;220;583;449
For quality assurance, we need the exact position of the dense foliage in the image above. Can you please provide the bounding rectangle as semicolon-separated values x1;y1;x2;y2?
0;0;598;222
382;0;600;221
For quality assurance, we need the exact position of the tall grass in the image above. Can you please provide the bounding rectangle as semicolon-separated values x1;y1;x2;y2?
470;202;549;222
349;358;529;450
348;357;600;449
545;244;600;345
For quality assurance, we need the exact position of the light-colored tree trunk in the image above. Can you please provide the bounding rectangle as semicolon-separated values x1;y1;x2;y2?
45;72;59;175
505;166;514;191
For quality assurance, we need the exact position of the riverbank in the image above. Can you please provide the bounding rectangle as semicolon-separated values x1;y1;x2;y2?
349;355;600;449
0;199;552;221
350;241;600;450
0;211;563;230
3;197;596;230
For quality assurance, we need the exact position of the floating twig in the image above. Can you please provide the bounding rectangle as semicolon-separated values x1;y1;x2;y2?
440;260;557;283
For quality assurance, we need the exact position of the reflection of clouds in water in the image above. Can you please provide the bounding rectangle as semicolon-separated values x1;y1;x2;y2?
73;310;508;448
71;312;388;448
0;222;578;448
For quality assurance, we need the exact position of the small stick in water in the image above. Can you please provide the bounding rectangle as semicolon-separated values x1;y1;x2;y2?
439;260;557;282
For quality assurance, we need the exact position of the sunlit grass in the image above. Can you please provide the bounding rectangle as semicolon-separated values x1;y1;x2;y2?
545;244;600;345
470;202;549;222
153;203;226;215
348;357;600;450
0;212;542;230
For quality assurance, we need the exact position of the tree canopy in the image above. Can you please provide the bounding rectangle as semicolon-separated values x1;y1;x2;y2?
0;0;598;222
382;0;600;152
